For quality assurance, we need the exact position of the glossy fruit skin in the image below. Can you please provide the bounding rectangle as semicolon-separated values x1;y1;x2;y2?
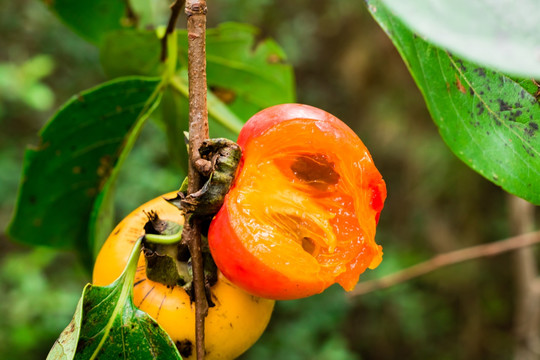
93;193;275;360
208;104;386;300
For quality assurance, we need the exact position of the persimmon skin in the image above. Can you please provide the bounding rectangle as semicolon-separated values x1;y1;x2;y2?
210;204;328;300
208;104;386;300
93;193;275;360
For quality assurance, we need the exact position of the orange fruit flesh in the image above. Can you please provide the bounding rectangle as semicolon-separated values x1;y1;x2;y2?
227;119;384;291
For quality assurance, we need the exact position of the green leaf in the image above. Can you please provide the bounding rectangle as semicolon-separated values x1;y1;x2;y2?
178;22;296;121
170;73;243;138
511;78;539;99
44;0;130;45
379;0;540;78
47;240;182;360
88;89;162;259
7;78;163;258
98;23;296;138
88;181;116;259
367;0;540;205
100;29;163;78
156;87;190;171
88;79;163;260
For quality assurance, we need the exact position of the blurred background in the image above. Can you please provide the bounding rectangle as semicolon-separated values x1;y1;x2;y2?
0;0;537;359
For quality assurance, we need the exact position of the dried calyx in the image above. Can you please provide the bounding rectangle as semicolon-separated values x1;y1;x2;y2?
167;138;242;217
142;211;217;305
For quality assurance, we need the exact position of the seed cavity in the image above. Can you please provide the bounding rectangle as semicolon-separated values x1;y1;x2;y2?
301;237;318;256
267;211;336;257
289;153;340;189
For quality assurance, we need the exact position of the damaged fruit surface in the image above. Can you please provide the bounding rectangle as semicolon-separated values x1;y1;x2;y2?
93;193;274;360
208;104;386;300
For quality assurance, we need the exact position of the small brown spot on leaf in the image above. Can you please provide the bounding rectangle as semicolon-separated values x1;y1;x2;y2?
72;166;81;174
97;155;113;178
455;75;466;94
455;58;467;72
267;54;282;64
476;102;485;116
473;68;486;77
522;144;535;157
525;122;538;137
210;86;236;104
34;141;50;151
498;99;512;112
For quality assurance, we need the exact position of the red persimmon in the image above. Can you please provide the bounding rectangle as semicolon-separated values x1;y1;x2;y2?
208;104;386;300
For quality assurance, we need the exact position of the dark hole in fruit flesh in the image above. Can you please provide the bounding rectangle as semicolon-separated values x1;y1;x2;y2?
301;237;317;255
290;154;340;187
270;212;321;257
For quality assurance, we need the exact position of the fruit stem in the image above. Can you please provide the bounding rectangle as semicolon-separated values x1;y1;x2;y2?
183;1;210;359
144;231;183;245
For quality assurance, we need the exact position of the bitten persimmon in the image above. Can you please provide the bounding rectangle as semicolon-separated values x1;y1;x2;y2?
208;104;386;300
93;193;274;360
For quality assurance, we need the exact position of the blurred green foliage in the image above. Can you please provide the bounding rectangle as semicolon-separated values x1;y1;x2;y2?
243;286;359;360
0;249;86;358
0;55;55;113
0;0;535;359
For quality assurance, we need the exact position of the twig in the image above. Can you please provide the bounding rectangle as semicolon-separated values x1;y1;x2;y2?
348;230;540;298
509;196;540;359
123;0;139;27
160;0;186;62
182;1;209;359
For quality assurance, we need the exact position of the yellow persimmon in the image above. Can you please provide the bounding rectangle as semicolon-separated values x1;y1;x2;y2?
93;193;274;360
